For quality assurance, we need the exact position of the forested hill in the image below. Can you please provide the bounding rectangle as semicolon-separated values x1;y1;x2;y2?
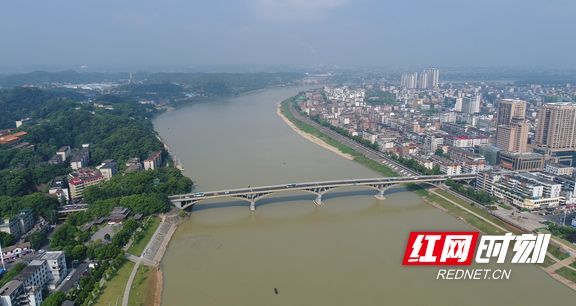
0;86;164;197
0;70;304;93
0;70;129;88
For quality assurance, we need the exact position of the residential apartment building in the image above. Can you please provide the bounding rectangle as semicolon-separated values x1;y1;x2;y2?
68;168;105;200
96;160;118;180
70;144;90;170
41;251;68;290
535;102;576;150
431;156;461;175
0;280;26;306
14;260;51;306
544;163;575;177
495;99;528;153
496;122;529;153
478;172;562;210
56;146;71;162
144;151;162;170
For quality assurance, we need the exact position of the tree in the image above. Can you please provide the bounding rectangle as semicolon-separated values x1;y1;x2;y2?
71;244;87;261
26;231;47;250
434;148;444;156
104;233;111;241
0;232;14;247
41;291;66;306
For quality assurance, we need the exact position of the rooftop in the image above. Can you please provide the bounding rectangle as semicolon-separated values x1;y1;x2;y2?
41;251;65;261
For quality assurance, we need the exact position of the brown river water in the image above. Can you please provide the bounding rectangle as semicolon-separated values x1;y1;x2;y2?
153;87;575;306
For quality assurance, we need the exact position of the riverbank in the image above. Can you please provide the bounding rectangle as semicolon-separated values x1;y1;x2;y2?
122;212;186;306
277;102;353;161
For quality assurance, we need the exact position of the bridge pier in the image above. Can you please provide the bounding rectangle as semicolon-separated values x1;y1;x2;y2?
374;188;386;201
249;201;256;212
314;193;323;206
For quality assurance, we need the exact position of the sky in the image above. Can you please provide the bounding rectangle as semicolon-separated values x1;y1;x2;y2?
1;0;575;71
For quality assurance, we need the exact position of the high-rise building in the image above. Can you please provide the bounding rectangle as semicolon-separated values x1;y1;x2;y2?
462;94;481;114
401;72;418;89
497;99;526;125
496;99;528;153
423;68;440;89
418;72;428;89
454;97;463;112
496;122;529;153
535;102;576;150
401;69;439;89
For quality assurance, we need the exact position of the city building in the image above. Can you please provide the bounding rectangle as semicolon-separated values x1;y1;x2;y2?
462;94;481;114
68;168;105;200
495;122;529;153
41;251;68;290
498;151;544;171
125;157;142;173
400;72;418;89
70;144;90;170
534;102;576;166
544;163;575;177
56;146;71;162
424;134;444;152
0;218;22;240
478;171;562;210
17;209;35;235
144;151;162;170
14;260;51;306
2;242;33;263
431;156;461;175
477;144;501;165
108;207;131;224
0;280;25;306
48;177;70;204
444;135;489;148
96;160;118;180
495;99;528;153
535;102;576;150
497;99;526;125
0;131;27;146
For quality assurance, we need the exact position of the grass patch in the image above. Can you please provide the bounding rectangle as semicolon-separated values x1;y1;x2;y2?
128;265;155;306
432;189;522;234
538;256;557;268
0;263;26;287
548;244;570;260
427;192;504;235
93;261;135;306
570;261;576;269
280;99;397;177
128;216;161;256
556;267;576;283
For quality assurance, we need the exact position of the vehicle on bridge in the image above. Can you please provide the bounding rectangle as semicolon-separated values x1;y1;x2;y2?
193;192;205;198
285;183;296;188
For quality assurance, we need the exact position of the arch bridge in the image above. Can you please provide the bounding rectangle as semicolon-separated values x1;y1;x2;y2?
168;174;476;211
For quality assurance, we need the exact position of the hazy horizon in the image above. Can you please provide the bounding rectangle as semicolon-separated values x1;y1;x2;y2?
2;0;576;71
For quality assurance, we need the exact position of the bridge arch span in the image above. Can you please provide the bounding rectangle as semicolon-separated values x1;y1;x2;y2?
169;174;477;211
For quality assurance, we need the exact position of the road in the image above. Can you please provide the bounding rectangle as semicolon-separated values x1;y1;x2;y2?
170;174;475;200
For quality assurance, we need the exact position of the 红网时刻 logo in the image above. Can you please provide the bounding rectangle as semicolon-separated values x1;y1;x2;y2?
402;232;551;279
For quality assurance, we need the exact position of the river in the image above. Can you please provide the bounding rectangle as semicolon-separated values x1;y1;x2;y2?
153;87;575;306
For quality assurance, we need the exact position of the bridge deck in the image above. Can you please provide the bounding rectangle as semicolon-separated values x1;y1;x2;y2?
168;174;476;209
